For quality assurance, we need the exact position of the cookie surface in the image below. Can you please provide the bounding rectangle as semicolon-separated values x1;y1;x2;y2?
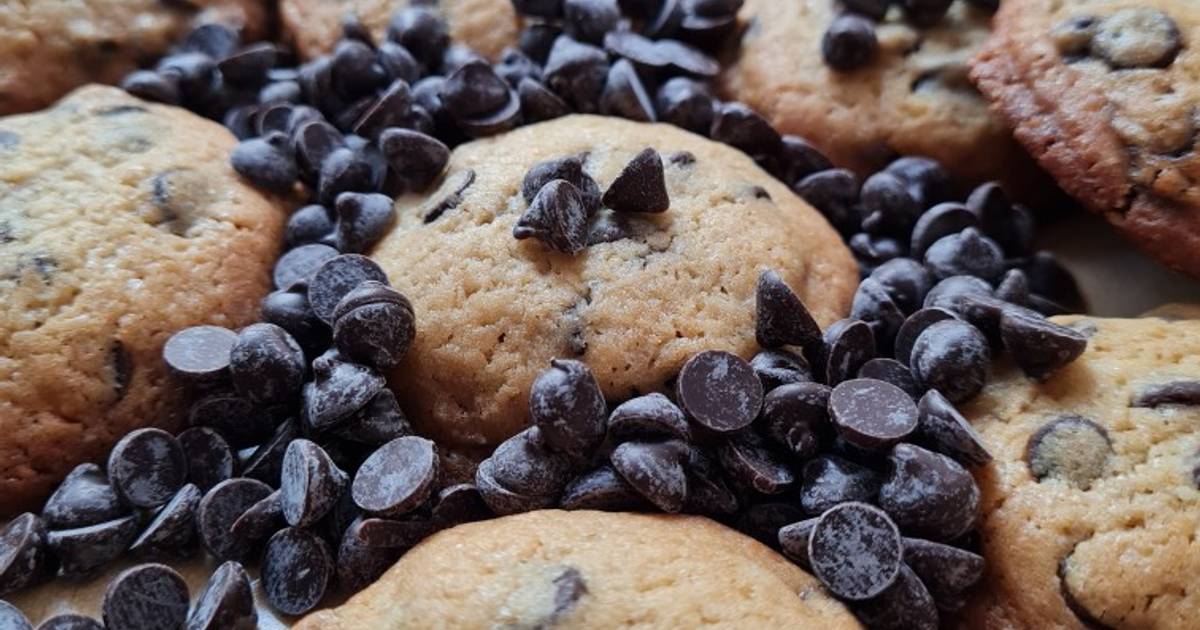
721;0;1047;195
371;114;857;450
971;0;1200;279
0;0;269;115
296;509;860;629
0;85;284;517
280;0;519;61
962;314;1200;628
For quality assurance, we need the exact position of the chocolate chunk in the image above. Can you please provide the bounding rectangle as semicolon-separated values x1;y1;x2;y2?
262;528;333;616
107;428;187;509
749;349;812;392
1131;381;1200;407
610;440;689;513
42;464;127;529
188;394;273;450
197;478;273;561
102;563;189;630
228;490;284;545
514;179;590;254
903;537;985;611
910;319;990;403
655;77;714;135
487;427;573;498
923;227;1005;282
1091;8;1181;69
475;458;557;515
676;350;763;434
560;465;648;511
860;172;922;237
879;443;980;541
378;128;450;192
717;432;794;495
280;440;349;528
47;516;139;577
543;36;610;113
163;325;237;382
188;560;256;630
830;378;919;450
915;390;991;466
851;278;906;354
352;436;438;517
230;133;297;193
822;14;878;71
177;427;234;492
709;102;782;155
0;513;46;596
755;269;822;350
518;77;571;123
333;389;413;446
1025;416;1111;489
859;358;921;399
760;382;830;458
735;503;806;549
777;517;818;569
823;319;876;386
853;563;939;630
799;455;880;516
794;168;859;236
307;254;389;324
35;614;102;630
999;308;1088;380
608;393;690;442
564;0;621;44
129;484;200;558
602;148;668;214
331;281;416;370
529;359;608;457
809;502;902;600
909;203;978;259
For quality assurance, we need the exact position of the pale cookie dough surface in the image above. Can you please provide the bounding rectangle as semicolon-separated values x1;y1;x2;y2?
280;0;520;61
0;85;284;517
0;0;270;115
296;510;861;629
371;115;858;450
721;0;1049;197
961;315;1200;629
971;0;1200;279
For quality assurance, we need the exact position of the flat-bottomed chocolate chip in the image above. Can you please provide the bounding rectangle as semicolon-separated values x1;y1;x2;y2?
610;440;688;513
655;77;714;135
102;563;189;630
676;350;763;433
823;319;876;386
47;516;139;577
241;419;299;485
795;168;859;235
163;326;237;382
1025;416;1111;489
304;351;387;431
1131;380;1200;407
710;102;781;155
486;427;572;498
542;36;610;113
903;537;985;611
717;433;794;495
808;502;902;600
230;323;306;406
334;192;396;254
379;128;450;192
1090;8;1181;69
735;503;806;549
869;259;933;315
229;491;284;545
923;228;1004;282
759;382;830;458
607;393;690;442
560;465;648;511
518;78;571;123
830;379;919;450
262;528;333;616
129;484;201;558
188;560;257;630
108;428;187;509
432;484;491;526
475;458;558;516
353;436;438;517
756;269;822;350
853;563;939;630
749;349;812;392
910;319;989;403
197;478;273;561
999;308;1088;380
332;281;416;370
909;203;978;259
879;444;980;541
777;517;817;569
859;358;921;399
529;359;607;456
42;463;127;529
600;59;656;122
0;513;46;596
177;427;234;492
799;455;880;516
280;440;348;528
35;614;103;630
915;390;991;467
851;278;905;354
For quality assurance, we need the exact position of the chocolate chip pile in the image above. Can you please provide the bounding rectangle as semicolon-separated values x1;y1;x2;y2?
823;0;999;71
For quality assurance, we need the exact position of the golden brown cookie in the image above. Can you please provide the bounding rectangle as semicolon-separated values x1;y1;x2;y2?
370;114;857;450
971;0;1200;279
961;314;1200;628
721;0;1050;197
280;0;520;61
0;0;270;115
296;509;861;629
0;85;284;517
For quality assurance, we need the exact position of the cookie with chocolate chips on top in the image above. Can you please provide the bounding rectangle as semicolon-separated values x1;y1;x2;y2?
970;0;1200;280
371;114;857;450
0;85;284;517
295;510;860;629
961;314;1200;629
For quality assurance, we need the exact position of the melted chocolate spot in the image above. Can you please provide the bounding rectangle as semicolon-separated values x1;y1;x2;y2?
110;341;132;400
551;567;588;622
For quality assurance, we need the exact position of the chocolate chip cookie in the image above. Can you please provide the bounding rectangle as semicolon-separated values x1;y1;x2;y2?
280;0;520;61
371;114;858;450
0;85;284;517
971;0;1200;280
721;0;1051;197
961;314;1200;628
0;0;270;115
295;509;860;629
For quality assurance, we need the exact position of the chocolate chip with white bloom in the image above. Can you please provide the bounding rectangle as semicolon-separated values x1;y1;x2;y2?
332;281;416;370
529;359;608;456
514;179;590;254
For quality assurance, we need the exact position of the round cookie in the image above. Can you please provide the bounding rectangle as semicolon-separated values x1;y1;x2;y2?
296;509;860;629
971;0;1200;280
0;85;284;517
280;0;520;61
721;0;1049;196
961;315;1200;628
371;114;858;450
0;0;270;115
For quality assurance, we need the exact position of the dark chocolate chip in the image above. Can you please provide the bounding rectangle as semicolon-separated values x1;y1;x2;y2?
610;440;688;513
121;71;180;104
1091;8;1181;69
528;359;607;457
915;390;991;467
543;36;610;113
513;0;563;18
188;394;272;450
901;0;953;27
487;427;573;498
1025;416;1111;489
799;455;880;516
188;560;256;630
885;157;949;208
42;464;126;529
183;23;238;58
177;427;235;492
332;388;413;446
318;146;383;206
850;233;906;272
851;278;905;354
749;349;812;392
755;269;822;350
440;60;511;119
1131;381;1200;408
285;205;335;248
304;351;387;432
910;203;978;259
514;179;590;254
655;77;714;135
497;47;542;88
842;0;889;19
328;281;415;370
280;440;349;528
163;325;237;382
431;484;491;526
923;275;993;313
422;168;476;223
563;0;621;44
241;420;299;486
230;132;297;193
602;148;668;213
995;268;1031;306
1020;252;1083;310
35;614;102;630
197;478;273;561
859;358;921;399
830;378;919;450
923;227;1005;282
475;458;558;516
710;101;782;155
608;393;690;442
107;428;186;509
822;14;878;71
879;443;980;540
853;563;939;630
600;59;657;122
518;77;571;123
292;121;344;185
262;527;333;616
860;172;922;237
604;30;668;67
910;319;990;403
334;191;396;254
0;513;46;596
352;436;438;517
102;563;189;630
378;128;450;192
717;432;794;495
808;502;902;600
655;38;720;77
823;319;876;386
274;244;339;291
794;168;859;235
519;22;563;61
560;465;649;511
735;502;805;549
228;489;284;548
522;156;602;215
230;323;306;406
683;456;740;517
387;7;449;66
307;254;389;324
903;537;985;611
759;382;830;458
128;483;201;558
47;516;139;577
331;40;388;99
777;517;817;569
218;42;278;86
965;182;1035;257
773;135;832;186
676;350;763;434
334;519;411;592
1000;308;1088;380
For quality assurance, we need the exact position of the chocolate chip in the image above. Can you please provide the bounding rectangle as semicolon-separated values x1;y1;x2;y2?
1025;416;1111;489
518;77;571;123
329;281;415;371
230;132;297;193
318;145;384;206
42;463;127;529
842;0;889;19
923;275;993;313
598;148;669;215
675;350;763;434
102;563;189;630
229;323;306;407
851;278;905;354
475;458;558;516
35;614;102;630
333;389;413;446
1091;8;1181;69
734;502;806;549
561;0;619;44
909;203;978;259
965;183;1035;257
829;378;919;451
163;325;237;382
262;527;333;616
304;351;387;432
853;563;939;630
486;427;573;499
879;443;980;541
600;59;656;122
351;436;438;517
794;168;860;235
334;519;411;592
241;420;299;486
514;179;590;254
274;244;339;291
224;489;281;547
923;227;1005;282
0;513;46;596
284;205;335;249
749;349;812;392
519;22;563;62
608;393;690;442
799;455;879;516
859;358;921;399
903;537;985;611
823;319;876;386
176;427;234;492
378;128;450;192
1131;381;1200;407
521;156;602;215
188;394;272;450
197;478;273;561
47;516;139;577
121;71;180;104
333;191;396;253
438;60;509;120
107;428;186;509
995;269;1030;306
822;14;878;71
710;101;782;155
277;440;347;528
128;484;200;558
755;269;822;350
386;7;449;66
655;77;714;135
915;390;991;467
307;254;389;324
188;560;256;630
513;0;563;18
808;502;902;600
560;465;649;511
860;172;922;237
656;38;720;77
431;484;491;526
604;30;668;67
760;382;830;458
543;36;610;113
526;359;607;457
717;432;794;495
683;453;740;516
1000;308;1088;380
910;319;989;403
777;517;818;569
610;440;689;513
218;42;278;86
260;80;302;105
293;121;344;185
850;233;906;272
